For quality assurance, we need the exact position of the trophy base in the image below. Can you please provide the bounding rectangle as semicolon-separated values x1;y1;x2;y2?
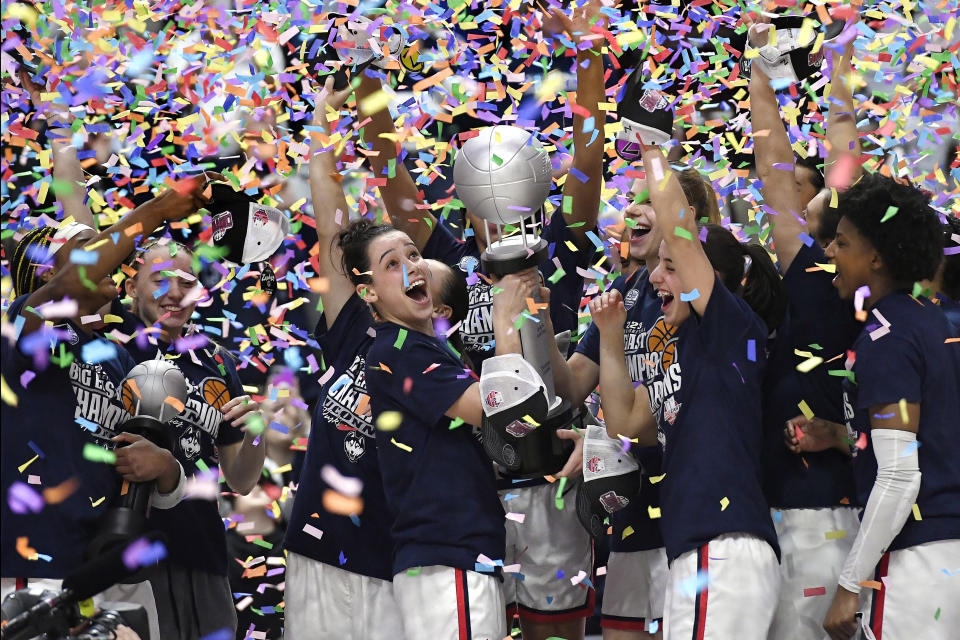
481;235;549;276
482;398;575;479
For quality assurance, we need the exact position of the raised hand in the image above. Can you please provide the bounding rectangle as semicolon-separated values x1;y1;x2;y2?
590;289;627;337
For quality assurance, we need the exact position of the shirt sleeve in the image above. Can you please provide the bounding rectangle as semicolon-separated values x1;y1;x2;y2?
782;243;858;352
690;275;767;363
574;322;601;364
369;337;476;428
854;328;923;411
422;220;471;267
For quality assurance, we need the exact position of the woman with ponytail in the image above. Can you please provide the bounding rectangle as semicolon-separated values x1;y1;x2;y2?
590;144;784;639
282;78;472;640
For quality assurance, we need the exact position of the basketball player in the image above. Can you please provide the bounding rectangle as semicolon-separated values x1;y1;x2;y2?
350;4;606;637
595;144;786;639
283;78;497;640
749;23;863;639
2;180;206;601
796;174;960;640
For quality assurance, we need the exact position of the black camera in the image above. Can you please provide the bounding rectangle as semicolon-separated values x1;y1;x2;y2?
0;588;149;640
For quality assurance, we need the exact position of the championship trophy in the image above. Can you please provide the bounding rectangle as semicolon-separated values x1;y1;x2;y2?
88;360;188;556
454;125;574;477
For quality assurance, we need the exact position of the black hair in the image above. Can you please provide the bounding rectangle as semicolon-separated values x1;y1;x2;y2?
795;155;825;192
701;224;787;331
813;188;841;245
835;173;942;285
941;215;960;300
337;219;397;286
433;263;475;371
11;227;56;297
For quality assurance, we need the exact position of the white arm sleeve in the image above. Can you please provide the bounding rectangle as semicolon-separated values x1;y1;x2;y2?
149;460;187;510
838;429;921;593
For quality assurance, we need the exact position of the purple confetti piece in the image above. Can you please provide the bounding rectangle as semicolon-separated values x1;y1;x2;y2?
19;371;36;388
8;482;44;514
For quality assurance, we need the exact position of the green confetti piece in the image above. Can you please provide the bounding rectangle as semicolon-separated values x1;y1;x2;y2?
387;158;396;179
394;328;407;349
880;206;898;222
562;195;572;214
82;443;116;464
828;369;856;382
554;477;567;510
567;221;586;228
491;154;503;166
491;286;504;295
935;607;940;620
674;226;693;241
245;412;266;436
195;459;209;473
218;364;226;376
547;267;566;284
406;566;422;576
449;417;464;430
247;327;260;346
252;538;274;549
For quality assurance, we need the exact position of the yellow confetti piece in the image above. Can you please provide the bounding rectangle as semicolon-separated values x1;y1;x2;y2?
898;398;909;424
649;474;666;484
360;90;392;115
825;530;847;540
89;496;106;507
621;525;635;540
720;497;730;511
647;506;661;519
1;375;19;407
797;356;824;373
814;262;836;273
390;437;412;453
829;187;838;208
18;455;38;474
798;400;815;420
912;503;922;521
521;414;540;427
377;411;403;431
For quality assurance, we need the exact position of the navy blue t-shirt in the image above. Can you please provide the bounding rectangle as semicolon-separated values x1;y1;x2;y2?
575;269;664;553
654;279;779;562
366;322;505;575
112;302;245;576
422;211;596;369
284;295;394;581
2;295;134;578
762;243;860;509
842;293;960;551
935;293;960;334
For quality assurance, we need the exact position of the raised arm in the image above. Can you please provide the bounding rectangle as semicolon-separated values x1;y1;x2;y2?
550;0;608;247
639;145;716;317
20;70;96;228
309;77;358;328
824;27;861;190
354;73;436;249
746;16;807;272
592;289;658;445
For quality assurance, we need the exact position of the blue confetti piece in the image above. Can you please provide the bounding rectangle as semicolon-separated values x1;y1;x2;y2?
198;629;233;640
680;569;711;597
68;249;98;265
349;514;361;527
339;551;347;565
679;289;700;302
900;441;921;457
81;340;117;364
503;492;519;501
772;510;782;523
475;563;496;573
27;441;45;459
402;263;409;289
555;569;565;579
747;339;756;362
798;232;815;247
75;417;99;432
36;554;53;562
569;166;589;183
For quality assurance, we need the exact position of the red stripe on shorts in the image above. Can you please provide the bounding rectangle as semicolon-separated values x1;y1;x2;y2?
455;568;471;639
692;544;709;640
870;552;891;639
